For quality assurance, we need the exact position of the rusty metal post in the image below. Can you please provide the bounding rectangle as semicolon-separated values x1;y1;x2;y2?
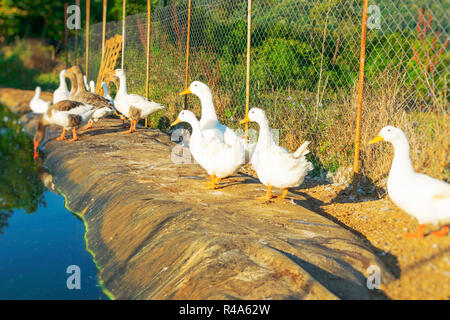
184;0;192;109
75;0;80;65
85;0;90;78
244;0;252;141
145;0;152;128
64;2;69;68
352;0;369;197
102;0;107;60
121;0;126;69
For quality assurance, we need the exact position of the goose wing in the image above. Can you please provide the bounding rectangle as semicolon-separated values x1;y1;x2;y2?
50;100;85;112
76;92;111;109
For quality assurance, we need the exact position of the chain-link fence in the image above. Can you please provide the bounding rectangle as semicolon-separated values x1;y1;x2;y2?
68;0;449;186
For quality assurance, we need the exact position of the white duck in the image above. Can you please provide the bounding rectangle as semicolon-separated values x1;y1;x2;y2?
241;108;313;200
171;110;245;190
83;75;89;91
30;86;51;114
179;81;255;161
53;69;70;104
89;80;96;93
109;69;164;133
369;126;450;238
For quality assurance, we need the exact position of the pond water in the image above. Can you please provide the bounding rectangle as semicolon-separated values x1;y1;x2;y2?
0;106;107;300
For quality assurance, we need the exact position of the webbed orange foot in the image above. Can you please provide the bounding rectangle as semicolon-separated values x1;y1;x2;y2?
403;225;425;238
122;120;136;133
256;186;275;201
276;188;289;199
66;128;78;142
431;226;449;237
204;175;218;190
56;128;67;141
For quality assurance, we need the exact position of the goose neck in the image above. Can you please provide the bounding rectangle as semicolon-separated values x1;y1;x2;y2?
69;76;78;95
391;137;414;175
186;119;203;146
76;74;86;94
59;73;68;91
199;93;218;122
117;74;127;95
256;118;274;147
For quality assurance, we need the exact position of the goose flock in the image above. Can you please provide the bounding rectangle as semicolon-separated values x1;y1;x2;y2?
29;66;449;238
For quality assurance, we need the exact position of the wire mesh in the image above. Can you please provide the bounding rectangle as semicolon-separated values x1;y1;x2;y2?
68;1;449;111
67;0;449;183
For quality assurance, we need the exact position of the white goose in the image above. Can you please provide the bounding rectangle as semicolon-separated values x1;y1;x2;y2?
171;110;245;189
179;81;255;161
109;69;164;133
83;75;89;91
241;108;313;200
33;100;111;158
370;126;450;238
89;80;95;93
53;69;70;104
30;86;51;114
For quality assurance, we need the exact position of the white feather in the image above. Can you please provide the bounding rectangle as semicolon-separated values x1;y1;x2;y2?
30;86;51;114
53;69;70;104
373;126;450;226
186;81;256;162
248;108;313;189
176;110;245;179
113;69;164;119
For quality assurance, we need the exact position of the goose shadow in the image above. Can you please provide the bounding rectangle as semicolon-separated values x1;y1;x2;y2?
329;174;387;205
269;246;390;300
78;127;124;137
287;187;401;279
179;172;261;190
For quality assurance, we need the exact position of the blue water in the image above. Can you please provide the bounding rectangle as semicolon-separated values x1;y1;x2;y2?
0;191;106;300
0;105;106;299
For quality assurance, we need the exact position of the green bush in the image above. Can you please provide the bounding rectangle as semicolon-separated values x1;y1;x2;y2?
0;39;59;90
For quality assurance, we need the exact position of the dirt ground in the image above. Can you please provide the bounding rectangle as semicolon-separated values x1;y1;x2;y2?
276;175;450;300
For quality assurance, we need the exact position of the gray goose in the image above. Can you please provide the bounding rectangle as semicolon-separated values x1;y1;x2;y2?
33;100;110;158
65;66;112;128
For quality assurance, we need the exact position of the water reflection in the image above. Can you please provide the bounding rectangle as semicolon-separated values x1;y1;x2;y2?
35;155;57;194
0;106;46;232
0;105;106;299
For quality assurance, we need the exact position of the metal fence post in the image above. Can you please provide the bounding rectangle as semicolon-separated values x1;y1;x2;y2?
74;0;80;65
244;0;252;141
352;0;369;198
85;0;90;78
145;0;152;128
122;0;126;69
184;0;192;109
64;2;69;69
102;0;107;60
